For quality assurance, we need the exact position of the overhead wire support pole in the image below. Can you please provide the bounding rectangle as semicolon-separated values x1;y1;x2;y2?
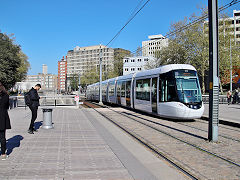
230;39;232;92
208;0;219;142
78;74;81;95
99;45;103;105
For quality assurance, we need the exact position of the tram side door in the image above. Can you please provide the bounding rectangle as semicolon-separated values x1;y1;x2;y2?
151;77;158;113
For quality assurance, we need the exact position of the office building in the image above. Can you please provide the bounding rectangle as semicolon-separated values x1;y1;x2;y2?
142;34;168;57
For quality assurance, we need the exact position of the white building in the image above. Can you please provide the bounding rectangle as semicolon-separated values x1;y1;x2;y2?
123;56;156;75
67;45;114;77
142;34;168;57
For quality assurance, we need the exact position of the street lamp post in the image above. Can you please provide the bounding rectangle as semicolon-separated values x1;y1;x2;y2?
78;74;81;95
99;45;103;105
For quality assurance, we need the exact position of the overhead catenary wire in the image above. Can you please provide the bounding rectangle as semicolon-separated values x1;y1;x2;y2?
130;0;240;55
105;0;146;47
106;0;150;47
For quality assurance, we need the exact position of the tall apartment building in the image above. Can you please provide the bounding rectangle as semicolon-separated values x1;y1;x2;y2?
57;56;67;92
66;45;114;78
123;56;155;75
204;10;240;44
142;34;168;57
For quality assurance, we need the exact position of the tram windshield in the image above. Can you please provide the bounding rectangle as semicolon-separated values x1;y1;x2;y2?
175;70;202;104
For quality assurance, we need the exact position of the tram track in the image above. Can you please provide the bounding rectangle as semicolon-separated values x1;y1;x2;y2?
83;101;199;180
85;101;240;142
83;101;240;179
106;107;240;168
176;120;240;142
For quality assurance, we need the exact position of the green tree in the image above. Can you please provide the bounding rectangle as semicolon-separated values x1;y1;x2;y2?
0;33;30;90
80;68;99;87
113;48;131;76
145;8;240;94
69;74;79;91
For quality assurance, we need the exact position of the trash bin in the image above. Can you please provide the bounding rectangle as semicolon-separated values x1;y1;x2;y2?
42;107;54;129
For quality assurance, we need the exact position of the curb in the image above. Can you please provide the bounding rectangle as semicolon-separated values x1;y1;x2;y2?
201;115;240;128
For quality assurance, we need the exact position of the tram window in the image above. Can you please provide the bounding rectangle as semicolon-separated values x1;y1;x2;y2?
136;80;143;100
136;78;150;101
109;82;115;96
159;73;178;102
117;81;121;97
159;80;165;102
126;81;131;98
167;79;178;101
121;81;125;97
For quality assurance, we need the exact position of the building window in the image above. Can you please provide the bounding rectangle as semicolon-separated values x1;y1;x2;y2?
138;68;142;71
138;59;141;62
144;58;148;61
235;13;240;17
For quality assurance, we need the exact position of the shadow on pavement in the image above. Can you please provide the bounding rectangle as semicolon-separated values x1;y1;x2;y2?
6;135;24;155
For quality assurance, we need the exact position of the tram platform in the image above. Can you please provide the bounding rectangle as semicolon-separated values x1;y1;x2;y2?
203;103;240;125
0;107;187;180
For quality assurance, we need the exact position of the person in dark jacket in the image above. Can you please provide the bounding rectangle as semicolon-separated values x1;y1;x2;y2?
0;82;11;160
28;84;41;134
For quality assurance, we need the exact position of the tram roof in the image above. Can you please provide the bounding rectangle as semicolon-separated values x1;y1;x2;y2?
135;64;196;78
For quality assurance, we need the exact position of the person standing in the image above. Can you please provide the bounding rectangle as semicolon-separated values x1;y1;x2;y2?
227;90;232;105
28;84;41;134
0;82;11;160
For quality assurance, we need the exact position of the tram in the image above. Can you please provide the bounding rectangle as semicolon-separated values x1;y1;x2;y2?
86;64;204;119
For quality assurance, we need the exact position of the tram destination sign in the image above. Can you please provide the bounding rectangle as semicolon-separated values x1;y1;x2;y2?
175;70;196;78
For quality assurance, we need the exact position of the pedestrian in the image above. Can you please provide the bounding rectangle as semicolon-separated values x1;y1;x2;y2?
227;90;232;105
0;82;11;160
233;90;239;104
27;84;41;134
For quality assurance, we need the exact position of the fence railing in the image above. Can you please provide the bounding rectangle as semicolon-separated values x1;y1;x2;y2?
9;94;229;109
202;95;228;104
9;95;77;108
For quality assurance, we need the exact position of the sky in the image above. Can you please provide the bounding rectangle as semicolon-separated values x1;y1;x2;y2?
0;0;238;75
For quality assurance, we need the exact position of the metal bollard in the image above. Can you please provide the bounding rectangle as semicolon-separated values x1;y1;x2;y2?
42;107;54;129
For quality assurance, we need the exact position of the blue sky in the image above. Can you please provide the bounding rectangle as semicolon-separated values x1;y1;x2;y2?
0;0;237;75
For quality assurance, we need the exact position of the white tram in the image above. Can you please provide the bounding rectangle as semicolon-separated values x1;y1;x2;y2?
86;64;204;119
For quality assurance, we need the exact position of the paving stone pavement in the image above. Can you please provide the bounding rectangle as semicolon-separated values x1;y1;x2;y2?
203;104;240;123
0;107;187;180
0;107;133;180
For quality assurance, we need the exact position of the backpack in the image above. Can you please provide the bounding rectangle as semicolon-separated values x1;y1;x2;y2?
24;91;32;106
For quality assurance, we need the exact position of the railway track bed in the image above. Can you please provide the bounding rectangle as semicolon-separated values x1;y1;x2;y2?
82;101;240;179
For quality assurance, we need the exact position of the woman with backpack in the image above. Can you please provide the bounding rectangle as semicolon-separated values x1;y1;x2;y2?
0;82;11;160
